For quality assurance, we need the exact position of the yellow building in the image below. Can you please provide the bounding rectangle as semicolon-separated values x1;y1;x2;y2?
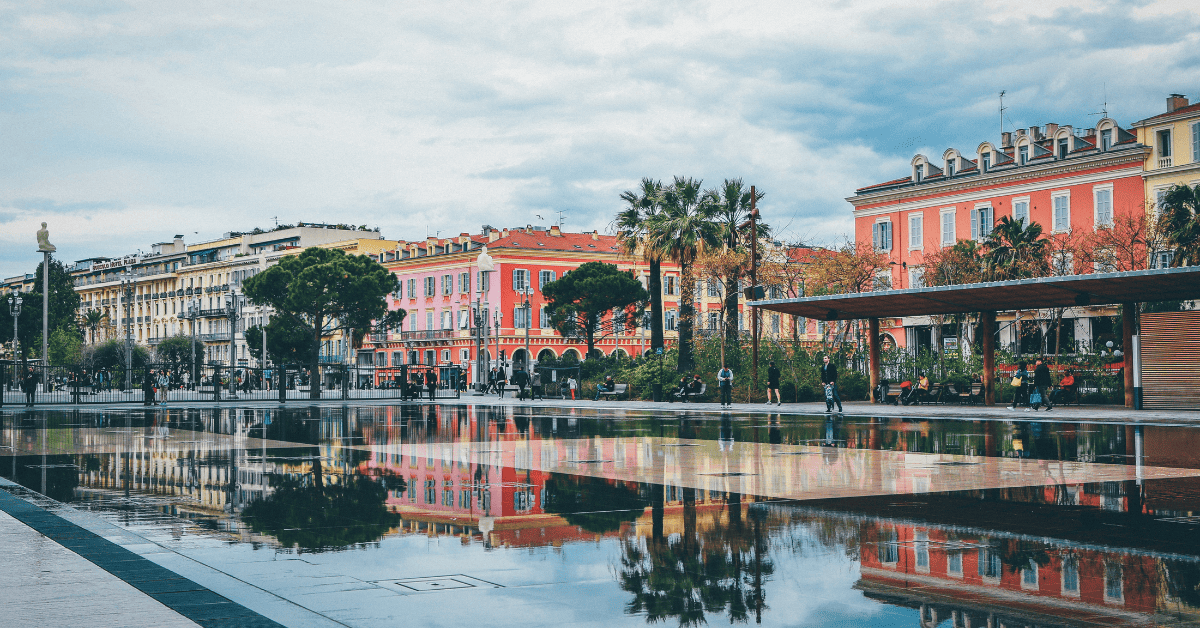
1133;93;1200;266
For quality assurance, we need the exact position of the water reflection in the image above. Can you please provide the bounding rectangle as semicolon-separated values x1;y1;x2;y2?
2;405;1199;626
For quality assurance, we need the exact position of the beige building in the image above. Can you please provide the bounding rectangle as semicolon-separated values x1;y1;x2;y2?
72;224;396;367
1132;93;1200;267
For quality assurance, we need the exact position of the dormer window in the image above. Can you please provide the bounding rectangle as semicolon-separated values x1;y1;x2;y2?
1019;145;1029;165
946;159;955;177
1057;138;1069;159
981;153;991;173
1100;129;1112;151
914;164;924;182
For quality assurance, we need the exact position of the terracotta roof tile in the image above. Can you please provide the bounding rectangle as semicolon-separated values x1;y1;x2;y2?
1138;102;1200;123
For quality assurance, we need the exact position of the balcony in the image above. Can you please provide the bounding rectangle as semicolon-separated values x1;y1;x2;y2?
1159;157;1173;168
195;333;229;342
397;330;455;342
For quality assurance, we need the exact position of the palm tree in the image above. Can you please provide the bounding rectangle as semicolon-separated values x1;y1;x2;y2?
615;178;666;354
983;216;1049;281
81;309;108;344
1158;183;1200;267
649;177;720;371
712;179;766;349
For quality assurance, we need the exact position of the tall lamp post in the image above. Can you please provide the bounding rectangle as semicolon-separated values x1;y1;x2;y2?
8;294;21;360
184;299;199;389
494;309;502;379
225;290;241;399
520;286;532;371
120;270;135;392
475;247;494;393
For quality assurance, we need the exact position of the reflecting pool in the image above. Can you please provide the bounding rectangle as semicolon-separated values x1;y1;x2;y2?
3;404;1200;627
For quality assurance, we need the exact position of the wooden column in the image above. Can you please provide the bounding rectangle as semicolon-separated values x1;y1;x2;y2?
981;310;996;406
1122;302;1136;408
868;317;881;403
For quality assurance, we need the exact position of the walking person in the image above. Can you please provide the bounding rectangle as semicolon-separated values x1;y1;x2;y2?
1008;361;1030;411
157;370;170;406
425;368;438;401
717;365;734;407
1031;358;1054;411
531;369;543;400
566;375;577;400
512;366;530;400
496;369;508;398
820;355;843;413
766;360;781;406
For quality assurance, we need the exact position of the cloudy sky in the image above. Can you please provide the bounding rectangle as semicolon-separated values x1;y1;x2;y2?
2;0;1199;278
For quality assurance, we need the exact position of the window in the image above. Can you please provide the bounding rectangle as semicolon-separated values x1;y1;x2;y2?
441;274;453;295
406;278;416;298
1013;198;1030;225
978;547;1002;579
947;551;962;577
664;276;678;295
914;530;929;571
460;349;470;362
1094;186;1114;228
1104;563;1124;603
1053;192;1071;231
442;349;451;362
664;310;677;331
539;270;555;290
940;209;956;246
441;310;452;329
423;276;436;297
476;271;490;292
771;313;780;335
459;272;470;294
908;267;924;288
1062;557;1079;596
1022;559;1039;589
1153;250;1175;269
946;158;955;177
971;205;994;240
513;306;531;329
1057;138;1069;159
458;309;470;329
1158;129;1172;157
981;152;991;173
539;306;550;328
1019;145;1029;165
707;312;720;329
513;269;530;293
873;269;890;291
914;164;924;182
706;280;721;297
877;528;899;564
425;311;433;331
1193;122;1200;163
872;221;892;251
1100;129;1112;151
392;351;403;366
908;213;923;249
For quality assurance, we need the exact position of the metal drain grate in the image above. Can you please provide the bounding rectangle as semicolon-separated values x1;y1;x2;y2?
373;575;503;593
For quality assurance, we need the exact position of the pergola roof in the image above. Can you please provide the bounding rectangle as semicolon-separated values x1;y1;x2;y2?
755;266;1200;321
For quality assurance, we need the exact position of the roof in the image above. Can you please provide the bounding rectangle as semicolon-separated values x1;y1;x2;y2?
481;230;622;254
754;266;1200;320
1134;101;1200;125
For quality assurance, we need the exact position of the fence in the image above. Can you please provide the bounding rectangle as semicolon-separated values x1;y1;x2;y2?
0;360;461;406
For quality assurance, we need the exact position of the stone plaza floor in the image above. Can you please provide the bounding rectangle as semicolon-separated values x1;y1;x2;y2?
3;402;1200;626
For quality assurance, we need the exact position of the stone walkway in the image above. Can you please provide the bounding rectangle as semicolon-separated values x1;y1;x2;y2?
0;508;200;628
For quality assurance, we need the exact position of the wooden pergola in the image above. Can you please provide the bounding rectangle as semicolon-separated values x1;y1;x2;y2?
753;266;1200;407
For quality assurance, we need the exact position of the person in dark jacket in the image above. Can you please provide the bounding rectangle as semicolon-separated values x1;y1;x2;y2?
1008;361;1030;410
512;367;531;400
594;375;615;400
1031;358;1053;411
425;369;438;400
22;368;37;407
766;361;781;406
820;355;842;413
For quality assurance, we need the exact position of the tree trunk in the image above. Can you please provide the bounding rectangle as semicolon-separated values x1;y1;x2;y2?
310;313;323;400
724;274;740;347
678;261;696;371
585;313;596;360
648;258;663;353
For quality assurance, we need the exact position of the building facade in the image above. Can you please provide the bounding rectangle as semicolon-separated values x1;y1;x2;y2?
849;116;1148;352
1133;93;1200;270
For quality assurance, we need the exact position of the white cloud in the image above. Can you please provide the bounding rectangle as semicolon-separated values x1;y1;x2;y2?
1;0;1198;275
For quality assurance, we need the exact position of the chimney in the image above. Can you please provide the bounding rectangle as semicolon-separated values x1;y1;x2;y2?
1001;132;1012;148
549;225;562;237
1029;125;1042;141
488;229;500;243
1044;123;1059;136
501;228;509;238
591;230;598;240
1168;94;1189;113
1085;128;1095;137
1016;129;1027;138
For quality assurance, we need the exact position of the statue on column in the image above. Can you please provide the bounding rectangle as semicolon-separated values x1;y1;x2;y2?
36;222;56;253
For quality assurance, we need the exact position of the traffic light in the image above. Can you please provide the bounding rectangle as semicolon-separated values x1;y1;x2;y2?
743;285;765;300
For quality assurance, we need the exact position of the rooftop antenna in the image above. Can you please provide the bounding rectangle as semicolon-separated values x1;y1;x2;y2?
556;210;565;227
271;216;278;228
999;90;1007;137
1090;83;1109;119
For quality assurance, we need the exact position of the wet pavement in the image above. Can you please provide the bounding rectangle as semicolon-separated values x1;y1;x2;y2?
3;403;1200;627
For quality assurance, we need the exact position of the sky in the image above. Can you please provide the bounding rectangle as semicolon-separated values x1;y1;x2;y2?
2;0;1200;278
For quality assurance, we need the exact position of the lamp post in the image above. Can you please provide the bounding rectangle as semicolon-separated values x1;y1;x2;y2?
120;270;135;392
184;299;199;390
225;290;241;399
475;247;494;393
8;294;21;360
520;286;532;371
494;309;502;380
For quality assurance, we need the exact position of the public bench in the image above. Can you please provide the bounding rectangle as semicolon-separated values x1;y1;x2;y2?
673;382;707;401
598;383;629;400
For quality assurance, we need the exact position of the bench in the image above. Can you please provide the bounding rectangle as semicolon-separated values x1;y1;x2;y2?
673;382;707;401
597;383;629;400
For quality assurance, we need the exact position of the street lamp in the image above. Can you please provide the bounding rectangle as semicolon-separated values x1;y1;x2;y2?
120;270;135;392
8;294;22;360
183;299;199;390
225;290;241;399
475;247;494;393
520;286;533;372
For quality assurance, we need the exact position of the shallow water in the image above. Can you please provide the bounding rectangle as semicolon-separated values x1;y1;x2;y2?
3;404;1200;627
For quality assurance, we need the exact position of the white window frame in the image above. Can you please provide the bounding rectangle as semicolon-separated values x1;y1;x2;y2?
406;278;416;299
1192;121;1200;164
971;203;994;241
872;219;893;252
442;273;453;296
513;269;530;293
539;306;550;329
441;310;452;329
939;207;956;247
424;310;433;331
1156;126;1173;159
664;309;677;331
1052;190;1071;233
908;266;924;289
1012;196;1030;226
458;271;470;294
423;276;436;297
460;348;470;362
1093;183;1114;229
908;212;923;251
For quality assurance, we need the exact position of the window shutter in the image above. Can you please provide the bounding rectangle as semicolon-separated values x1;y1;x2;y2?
970;210;979;240
872;223;880;250
1193;122;1199;163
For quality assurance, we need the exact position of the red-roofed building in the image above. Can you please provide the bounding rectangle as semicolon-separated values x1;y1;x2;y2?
848;116;1149;352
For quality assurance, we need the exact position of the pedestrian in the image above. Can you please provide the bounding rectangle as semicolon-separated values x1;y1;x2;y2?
531;369;543;400
22;367;37;407
595;375;615;401
425;368;438;400
717;365;734;407
820;355;843;413
512;367;531;400
496;369;508;398
1008;361;1030;411
1031;358;1053;412
766;360;781;405
157;370;170;406
566;375;578;400
142;369;155;406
